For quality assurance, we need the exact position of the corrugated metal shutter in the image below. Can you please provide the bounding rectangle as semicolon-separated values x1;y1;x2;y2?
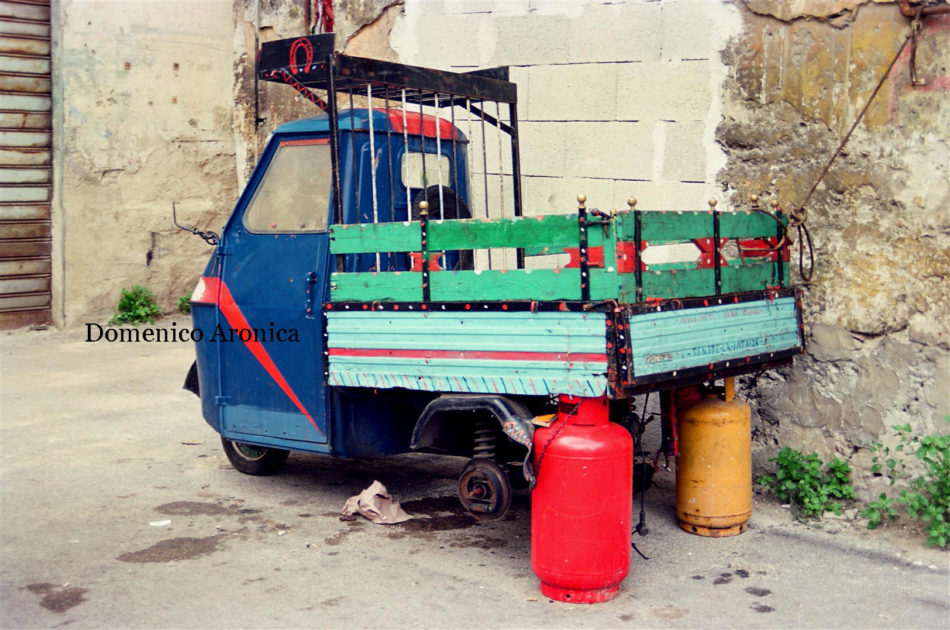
0;0;51;329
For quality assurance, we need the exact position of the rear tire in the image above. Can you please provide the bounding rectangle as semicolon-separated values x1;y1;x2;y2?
221;437;289;475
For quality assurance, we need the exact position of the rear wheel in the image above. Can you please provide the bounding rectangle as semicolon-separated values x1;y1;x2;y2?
457;458;511;520
221;437;289;475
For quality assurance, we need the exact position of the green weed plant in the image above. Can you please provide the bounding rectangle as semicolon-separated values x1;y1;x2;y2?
177;292;192;315
110;285;162;325
757;447;856;519
862;420;950;548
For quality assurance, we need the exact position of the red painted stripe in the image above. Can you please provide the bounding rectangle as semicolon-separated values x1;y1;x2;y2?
328;347;607;363
379;108;462;141
210;278;324;438
192;277;221;304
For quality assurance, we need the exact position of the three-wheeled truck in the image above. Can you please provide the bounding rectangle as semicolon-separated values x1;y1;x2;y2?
183;34;804;524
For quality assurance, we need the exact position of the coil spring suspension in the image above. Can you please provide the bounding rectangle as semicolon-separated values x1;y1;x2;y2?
473;417;496;460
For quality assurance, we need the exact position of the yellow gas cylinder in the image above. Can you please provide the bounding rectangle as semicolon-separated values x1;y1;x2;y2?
675;378;752;537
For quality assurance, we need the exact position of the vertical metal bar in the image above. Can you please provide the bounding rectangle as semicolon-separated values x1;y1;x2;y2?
434;93;444;220
367;85;380;271
776;209;785;287
327;56;343;228
420;203;430;302
418;89;427;195
465;98;478;268
402;89;410;213
634;209;643;303
384;87;395;270
713;205;722;296
479;105;491;269
479;105;489;220
508;102;523;220
449;97;459;217
496;101;504;220
348;90;360;226
578;196;590;302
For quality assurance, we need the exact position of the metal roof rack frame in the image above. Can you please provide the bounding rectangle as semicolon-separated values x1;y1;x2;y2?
258;34;523;230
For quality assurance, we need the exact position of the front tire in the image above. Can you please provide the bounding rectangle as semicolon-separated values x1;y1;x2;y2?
221;437;289;475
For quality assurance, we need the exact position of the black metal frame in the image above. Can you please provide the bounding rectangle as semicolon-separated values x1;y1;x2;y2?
258;34;524;222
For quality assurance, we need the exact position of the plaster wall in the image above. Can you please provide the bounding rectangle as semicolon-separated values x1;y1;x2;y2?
53;0;238;324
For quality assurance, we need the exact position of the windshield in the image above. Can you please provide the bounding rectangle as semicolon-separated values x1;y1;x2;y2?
243;138;331;233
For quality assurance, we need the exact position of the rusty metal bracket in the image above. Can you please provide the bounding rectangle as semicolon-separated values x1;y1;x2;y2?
909;9;927;86
899;0;950;18
901;0;950;86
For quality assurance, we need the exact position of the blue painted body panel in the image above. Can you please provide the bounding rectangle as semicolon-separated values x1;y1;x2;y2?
191;110;470;457
628;297;801;377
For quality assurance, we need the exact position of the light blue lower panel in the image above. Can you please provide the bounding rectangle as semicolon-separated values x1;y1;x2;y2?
628;297;802;377
326;310;609;396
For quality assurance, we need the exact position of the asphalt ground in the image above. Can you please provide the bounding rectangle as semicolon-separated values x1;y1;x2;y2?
1;317;947;629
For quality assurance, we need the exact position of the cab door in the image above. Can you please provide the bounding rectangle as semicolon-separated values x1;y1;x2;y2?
214;135;332;451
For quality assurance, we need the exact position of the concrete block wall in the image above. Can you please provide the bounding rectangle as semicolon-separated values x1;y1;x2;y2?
391;0;742;216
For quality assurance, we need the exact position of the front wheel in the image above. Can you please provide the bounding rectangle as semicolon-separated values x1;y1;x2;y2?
221;437;289;475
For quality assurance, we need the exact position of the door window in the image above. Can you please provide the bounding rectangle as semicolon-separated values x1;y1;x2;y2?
244;138;331;233
401;151;451;190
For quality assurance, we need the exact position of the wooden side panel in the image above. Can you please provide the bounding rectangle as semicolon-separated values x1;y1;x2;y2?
627;296;802;377
326;310;609;396
429;214;582;250
622;210;713;244
719;211;785;238
619;210;782;243
430;269;582;302
327;208;789;305
329;271;422;302
721;260;781;293
330;221;420;254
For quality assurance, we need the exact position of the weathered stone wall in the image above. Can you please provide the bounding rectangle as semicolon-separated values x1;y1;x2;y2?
719;1;949;488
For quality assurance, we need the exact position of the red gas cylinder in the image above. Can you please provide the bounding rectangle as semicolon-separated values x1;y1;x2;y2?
531;395;633;603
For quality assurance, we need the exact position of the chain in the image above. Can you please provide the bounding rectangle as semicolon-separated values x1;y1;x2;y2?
534;401;581;481
172;203;218;246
